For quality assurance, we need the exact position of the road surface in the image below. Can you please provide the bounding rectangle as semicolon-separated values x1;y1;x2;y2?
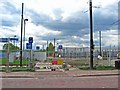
1;75;118;88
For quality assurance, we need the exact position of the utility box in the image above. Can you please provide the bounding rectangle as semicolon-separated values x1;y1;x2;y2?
115;60;120;69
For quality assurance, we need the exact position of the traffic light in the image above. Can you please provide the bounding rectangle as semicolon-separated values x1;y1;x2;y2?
91;44;95;51
29;37;33;43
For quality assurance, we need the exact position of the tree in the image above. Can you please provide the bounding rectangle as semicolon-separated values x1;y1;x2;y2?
46;42;54;56
3;43;19;50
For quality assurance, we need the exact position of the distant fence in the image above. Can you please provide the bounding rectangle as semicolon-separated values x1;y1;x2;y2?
23;51;46;61
0;50;118;60
62;50;118;60
1;50;46;61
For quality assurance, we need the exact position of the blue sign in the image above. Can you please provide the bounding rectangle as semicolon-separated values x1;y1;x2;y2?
0;38;18;42
0;38;8;42
58;45;63;49
36;46;40;50
26;43;32;49
10;38;18;41
29;37;33;43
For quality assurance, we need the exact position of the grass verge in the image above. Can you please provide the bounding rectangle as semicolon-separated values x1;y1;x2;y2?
0;66;35;72
77;66;116;70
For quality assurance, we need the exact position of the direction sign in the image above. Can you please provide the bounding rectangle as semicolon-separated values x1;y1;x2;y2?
0;38;18;42
0;38;8;42
26;43;32;49
10;38;18;41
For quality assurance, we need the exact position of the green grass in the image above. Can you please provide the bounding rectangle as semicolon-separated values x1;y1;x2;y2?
0;66;35;72
0;50;7;53
77;66;116;70
95;66;115;70
0;58;31;65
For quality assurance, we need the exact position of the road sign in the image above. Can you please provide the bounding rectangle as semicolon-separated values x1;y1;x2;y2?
58;45;63;49
0;38;18;42
0;38;8;42
26;43;32;49
10;38;18;41
36;46;40;50
29;37;33;43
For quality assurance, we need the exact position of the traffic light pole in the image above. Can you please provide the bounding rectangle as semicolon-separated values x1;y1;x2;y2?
89;0;94;69
20;3;24;66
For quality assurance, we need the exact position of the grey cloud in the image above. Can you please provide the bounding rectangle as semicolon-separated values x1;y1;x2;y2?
27;9;90;36
26;9;52;25
2;19;19;27
1;1;21;27
28;7;117;45
0;0;118;47
52;8;63;20
1;1;21;14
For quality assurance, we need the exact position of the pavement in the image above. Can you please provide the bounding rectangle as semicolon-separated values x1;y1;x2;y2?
1;69;119;88
0;68;119;78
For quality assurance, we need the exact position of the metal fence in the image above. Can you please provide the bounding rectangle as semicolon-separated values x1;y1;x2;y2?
61;50;118;60
1;49;118;62
1;50;46;62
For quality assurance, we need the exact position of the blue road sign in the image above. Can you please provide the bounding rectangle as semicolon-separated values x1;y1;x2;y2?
0;38;18;42
26;43;32;49
10;38;18;41
58;45;63;49
36;46;40;50
0;38;8;42
29;37;33;43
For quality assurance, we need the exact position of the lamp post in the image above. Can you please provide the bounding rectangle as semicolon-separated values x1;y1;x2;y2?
23;19;28;51
14;35;16;46
99;31;102;56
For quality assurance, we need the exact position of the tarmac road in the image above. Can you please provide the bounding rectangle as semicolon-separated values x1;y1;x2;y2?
1;75;118;88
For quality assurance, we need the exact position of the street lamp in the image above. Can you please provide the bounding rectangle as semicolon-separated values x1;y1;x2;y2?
23;19;28;51
14;35;16;46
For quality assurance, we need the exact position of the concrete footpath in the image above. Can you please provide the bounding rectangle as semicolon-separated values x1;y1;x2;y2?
0;69;119;78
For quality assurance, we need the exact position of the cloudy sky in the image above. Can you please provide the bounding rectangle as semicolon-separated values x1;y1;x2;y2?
0;0;119;50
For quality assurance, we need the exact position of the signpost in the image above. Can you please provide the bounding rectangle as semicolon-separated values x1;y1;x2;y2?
58;45;63;57
27;37;33;68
